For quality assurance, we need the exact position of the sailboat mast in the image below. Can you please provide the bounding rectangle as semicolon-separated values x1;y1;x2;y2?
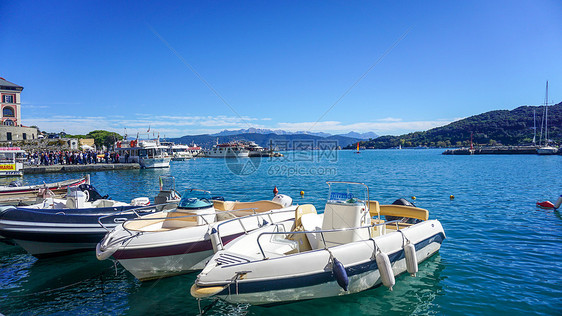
532;109;536;145
545;81;549;145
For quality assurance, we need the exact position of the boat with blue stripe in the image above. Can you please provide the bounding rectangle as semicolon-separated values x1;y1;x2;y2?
191;181;446;305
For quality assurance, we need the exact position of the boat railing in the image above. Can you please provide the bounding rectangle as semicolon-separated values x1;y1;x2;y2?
97;204;262;235
214;208;296;249
97;203;172;232
255;219;402;259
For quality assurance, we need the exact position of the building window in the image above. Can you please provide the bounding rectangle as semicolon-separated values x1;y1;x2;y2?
23;133;27;140
2;95;14;103
3;119;14;126
6;132;12;141
3;107;14;117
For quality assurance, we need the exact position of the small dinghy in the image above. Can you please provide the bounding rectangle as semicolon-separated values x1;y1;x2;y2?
0;175;89;203
191;181;446;305
96;189;296;281
0;184;155;258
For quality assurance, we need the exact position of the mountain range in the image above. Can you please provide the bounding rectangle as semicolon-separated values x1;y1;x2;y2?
166;133;364;149
210;128;378;140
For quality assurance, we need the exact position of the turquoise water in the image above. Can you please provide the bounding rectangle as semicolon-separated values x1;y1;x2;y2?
1;150;561;315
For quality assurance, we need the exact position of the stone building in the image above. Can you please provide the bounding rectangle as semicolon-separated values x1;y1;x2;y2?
0;77;38;142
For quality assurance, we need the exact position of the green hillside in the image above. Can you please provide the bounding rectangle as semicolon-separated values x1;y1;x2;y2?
350;103;562;149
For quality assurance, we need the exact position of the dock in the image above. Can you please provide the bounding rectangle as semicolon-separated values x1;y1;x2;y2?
442;146;545;155
23;163;140;174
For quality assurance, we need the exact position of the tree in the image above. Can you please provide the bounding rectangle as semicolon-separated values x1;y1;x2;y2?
87;130;123;148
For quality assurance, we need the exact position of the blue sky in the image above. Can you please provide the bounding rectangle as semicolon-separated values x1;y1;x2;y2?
1;0;561;137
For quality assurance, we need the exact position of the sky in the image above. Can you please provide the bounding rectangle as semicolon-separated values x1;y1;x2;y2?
1;0;561;137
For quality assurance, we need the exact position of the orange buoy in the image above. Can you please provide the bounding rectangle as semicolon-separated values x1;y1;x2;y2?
273;186;278;196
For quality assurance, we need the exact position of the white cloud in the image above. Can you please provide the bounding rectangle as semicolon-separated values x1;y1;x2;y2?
377;117;402;122
23;114;269;136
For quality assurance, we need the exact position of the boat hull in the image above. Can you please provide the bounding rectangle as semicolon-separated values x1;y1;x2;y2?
140;157;171;168
194;220;445;305
537;147;559;155
205;152;250;158
97;208;296;280
0;205;147;257
110;233;244;281
0;177;87;198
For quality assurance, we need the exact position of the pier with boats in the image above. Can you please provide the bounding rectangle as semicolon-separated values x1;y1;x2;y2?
442;145;561;155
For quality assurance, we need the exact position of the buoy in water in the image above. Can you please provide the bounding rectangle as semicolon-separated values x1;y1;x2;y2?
411;196;416;200
273;186;279;196
450;195;454;200
332;258;349;291
537;201;555;209
376;251;395;291
300;191;304;197
210;228;223;253
404;243;418;277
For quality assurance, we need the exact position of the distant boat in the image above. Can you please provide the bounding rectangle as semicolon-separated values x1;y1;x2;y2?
206;142;250;158
537;81;558;155
355;142;361;154
115;139;171;168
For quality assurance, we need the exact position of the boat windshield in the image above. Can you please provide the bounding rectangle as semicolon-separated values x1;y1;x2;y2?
326;181;369;206
178;189;213;209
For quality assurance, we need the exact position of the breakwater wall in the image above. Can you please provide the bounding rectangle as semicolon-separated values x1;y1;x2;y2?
23;163;140;174
442;146;545;155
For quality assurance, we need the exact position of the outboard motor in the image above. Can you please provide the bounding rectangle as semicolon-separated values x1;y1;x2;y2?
78;184;108;202
387;198;420;224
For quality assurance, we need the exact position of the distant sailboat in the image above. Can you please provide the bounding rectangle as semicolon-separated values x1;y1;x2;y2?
355;142;360;154
537;81;558;155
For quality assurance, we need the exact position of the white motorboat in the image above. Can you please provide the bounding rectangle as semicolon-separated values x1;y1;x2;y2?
0;184;153;257
205;142;250;158
0;147;26;177
169;144;194;161
115;139;171;168
96;189;295;281
192;181;446;305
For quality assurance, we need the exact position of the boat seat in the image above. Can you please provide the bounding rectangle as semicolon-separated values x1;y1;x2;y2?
301;212;322;249
216;211;237;221
213;200;283;213
372;202;429;221
65;197;76;209
93;199;116;208
371;218;386;237
286;204;317;252
161;211;200;229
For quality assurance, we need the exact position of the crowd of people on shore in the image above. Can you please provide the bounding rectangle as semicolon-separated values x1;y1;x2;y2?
26;150;123;166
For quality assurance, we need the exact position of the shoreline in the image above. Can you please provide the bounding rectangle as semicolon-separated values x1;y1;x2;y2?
23;163;140;174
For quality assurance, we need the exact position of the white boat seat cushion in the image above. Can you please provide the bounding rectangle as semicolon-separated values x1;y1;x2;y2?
300;213;323;249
